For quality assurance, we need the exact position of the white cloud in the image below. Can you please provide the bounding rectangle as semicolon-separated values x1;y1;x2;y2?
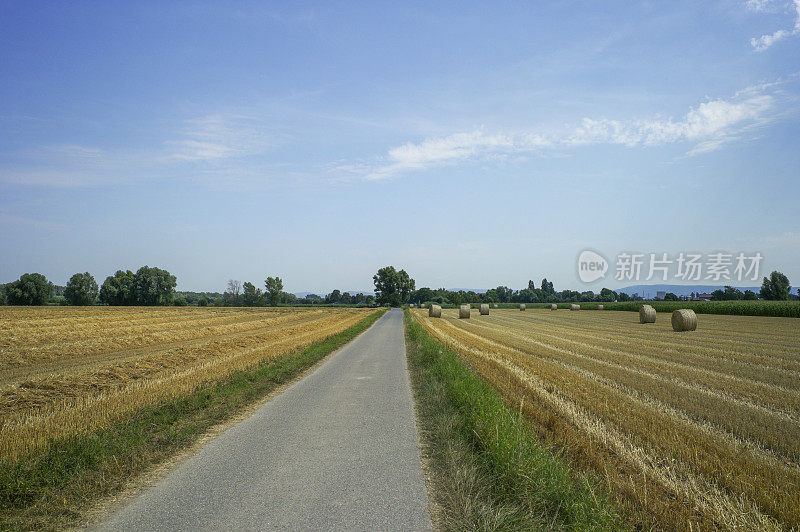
749;0;800;51
352;84;781;180
168;114;273;161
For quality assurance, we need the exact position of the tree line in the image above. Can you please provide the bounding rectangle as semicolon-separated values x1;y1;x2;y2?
0;266;795;307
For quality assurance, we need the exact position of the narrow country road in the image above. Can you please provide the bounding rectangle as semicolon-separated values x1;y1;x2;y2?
97;309;431;531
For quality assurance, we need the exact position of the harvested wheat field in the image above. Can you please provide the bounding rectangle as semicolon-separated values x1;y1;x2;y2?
0;306;373;462
411;307;800;530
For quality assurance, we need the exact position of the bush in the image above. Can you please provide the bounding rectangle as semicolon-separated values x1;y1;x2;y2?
173;297;188;307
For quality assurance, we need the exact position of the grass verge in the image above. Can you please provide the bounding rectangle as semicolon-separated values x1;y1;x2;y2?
404;309;622;531
0;310;385;531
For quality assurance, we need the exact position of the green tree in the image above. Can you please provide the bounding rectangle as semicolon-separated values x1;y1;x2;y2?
64;272;98;305
599;288;617;302
242;282;264;306
373;266;415;307
134;266;177;305
6;273;53;305
265;276;284;306
100;270;136;305
494;286;513;303
760;271;792;300
541;278;555;296
743;290;758;300
325;289;342;304
0;284;6;305
663;292;679;301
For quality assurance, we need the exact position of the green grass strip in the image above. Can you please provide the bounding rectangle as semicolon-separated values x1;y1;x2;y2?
404;309;622;531
0;310;386;531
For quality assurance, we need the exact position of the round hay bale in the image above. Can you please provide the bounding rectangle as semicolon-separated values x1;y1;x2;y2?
639;304;656;324
550;303;558;310
519;303;526;311
479;303;489;315
672;309;697;331
597;304;604;311
570;304;580;311
429;304;442;318
420;303;427;309
492;303;498;308
409;303;415;308
459;304;471;319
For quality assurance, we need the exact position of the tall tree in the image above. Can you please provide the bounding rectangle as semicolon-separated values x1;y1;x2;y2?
100;270;136;305
134;266;177;306
64;272;98;306
265;276;284;306
760;271;791;300
373;266;415;307
6;273;53;305
241;282;264;306
225;279;242;306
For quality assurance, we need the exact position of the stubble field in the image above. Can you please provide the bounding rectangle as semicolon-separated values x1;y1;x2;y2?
0;306;373;463
411;307;800;530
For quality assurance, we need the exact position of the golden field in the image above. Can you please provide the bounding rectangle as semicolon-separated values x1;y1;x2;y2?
0;306;373;463
411;307;800;530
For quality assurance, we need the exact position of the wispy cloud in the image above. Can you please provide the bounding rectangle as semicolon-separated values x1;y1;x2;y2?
167;114;274;161
348;82;784;180
748;0;800;51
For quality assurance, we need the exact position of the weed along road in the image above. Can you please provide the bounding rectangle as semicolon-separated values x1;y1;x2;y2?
98;309;431;531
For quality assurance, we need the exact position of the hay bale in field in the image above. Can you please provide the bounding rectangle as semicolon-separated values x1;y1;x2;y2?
570;304;580;311
492;303;498;308
480;303;489;315
420;303;426;308
550;304;558;310
598;304;604;311
519;303;526;311
429;305;442;318
459;304;471;319
409;303;415;308
639;304;656;324
672;309;697;331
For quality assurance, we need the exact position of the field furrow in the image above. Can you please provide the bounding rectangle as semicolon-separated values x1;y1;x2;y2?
0;307;372;462
412;309;800;528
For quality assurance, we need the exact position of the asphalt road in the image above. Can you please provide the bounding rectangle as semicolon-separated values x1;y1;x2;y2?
98;309;431;531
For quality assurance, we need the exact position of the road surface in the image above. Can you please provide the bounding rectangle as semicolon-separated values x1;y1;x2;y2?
98;309;431;531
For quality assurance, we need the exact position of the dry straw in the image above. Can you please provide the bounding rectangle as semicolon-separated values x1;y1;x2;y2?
639;304;656;323
459;304;471;319
570;304;580;311
519;304;526;311
551;304;558;310
672;309;698;331
480;303;490;315
429;305;442;318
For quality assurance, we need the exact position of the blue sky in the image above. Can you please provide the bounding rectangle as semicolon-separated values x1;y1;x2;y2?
1;1;798;294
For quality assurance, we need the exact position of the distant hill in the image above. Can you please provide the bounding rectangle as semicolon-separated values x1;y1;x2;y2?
615;284;761;298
